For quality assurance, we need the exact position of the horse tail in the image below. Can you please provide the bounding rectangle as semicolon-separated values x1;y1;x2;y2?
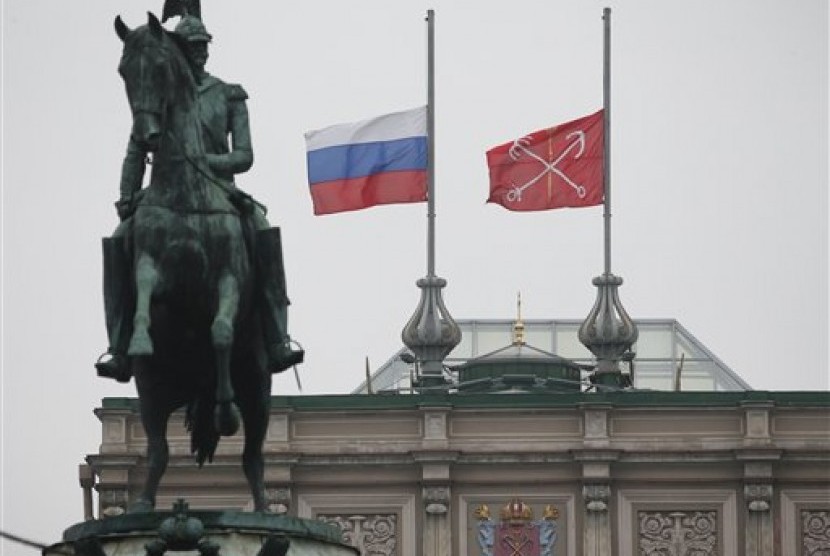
185;398;219;467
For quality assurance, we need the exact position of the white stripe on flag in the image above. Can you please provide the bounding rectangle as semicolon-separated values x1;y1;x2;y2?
304;106;427;151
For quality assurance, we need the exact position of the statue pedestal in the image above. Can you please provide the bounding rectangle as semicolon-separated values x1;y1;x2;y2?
43;505;357;556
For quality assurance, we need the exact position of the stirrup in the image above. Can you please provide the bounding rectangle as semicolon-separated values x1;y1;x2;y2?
95;351;132;383
269;339;304;375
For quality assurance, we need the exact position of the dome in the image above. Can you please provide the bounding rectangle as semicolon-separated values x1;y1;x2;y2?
456;341;583;393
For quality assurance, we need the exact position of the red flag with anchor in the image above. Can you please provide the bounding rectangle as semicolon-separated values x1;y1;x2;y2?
486;110;604;211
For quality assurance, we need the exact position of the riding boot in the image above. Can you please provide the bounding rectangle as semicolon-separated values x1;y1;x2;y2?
95;236;134;382
256;227;304;374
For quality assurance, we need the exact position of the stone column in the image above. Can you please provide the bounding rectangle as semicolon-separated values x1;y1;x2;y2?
422;485;451;556
744;483;774;555
578;404;616;556
420;406;450;451
78;464;95;521
266;486;292;515
582;483;612;556
739;399;779;556
89;455;140;516
742;400;773;448
98;485;130;517
416;411;455;556
264;457;297;515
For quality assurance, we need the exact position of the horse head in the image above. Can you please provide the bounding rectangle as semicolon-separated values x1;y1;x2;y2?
115;13;193;152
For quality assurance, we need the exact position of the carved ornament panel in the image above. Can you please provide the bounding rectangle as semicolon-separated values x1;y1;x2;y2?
802;510;830;556
638;511;717;555
318;513;397;556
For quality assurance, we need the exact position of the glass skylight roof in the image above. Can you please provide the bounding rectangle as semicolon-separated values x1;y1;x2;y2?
354;319;751;394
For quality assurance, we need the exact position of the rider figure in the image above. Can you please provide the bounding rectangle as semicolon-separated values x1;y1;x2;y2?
96;15;304;382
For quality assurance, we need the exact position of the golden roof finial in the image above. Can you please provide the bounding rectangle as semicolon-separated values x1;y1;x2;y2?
512;292;525;345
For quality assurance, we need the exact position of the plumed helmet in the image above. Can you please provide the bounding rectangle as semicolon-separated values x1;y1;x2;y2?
174;15;212;42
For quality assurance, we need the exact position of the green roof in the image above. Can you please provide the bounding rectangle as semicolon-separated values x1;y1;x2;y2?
101;390;830;413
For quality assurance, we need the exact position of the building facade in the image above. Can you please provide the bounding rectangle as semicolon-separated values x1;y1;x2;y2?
83;390;830;555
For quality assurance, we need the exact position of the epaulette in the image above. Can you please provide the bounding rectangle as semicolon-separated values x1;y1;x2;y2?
226;84;249;102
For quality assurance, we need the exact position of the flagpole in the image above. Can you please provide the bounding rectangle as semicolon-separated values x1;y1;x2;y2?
578;7;638;390
426;8;436;277
603;7;611;276
400;9;461;388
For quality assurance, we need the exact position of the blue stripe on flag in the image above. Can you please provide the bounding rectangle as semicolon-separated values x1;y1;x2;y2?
307;136;427;185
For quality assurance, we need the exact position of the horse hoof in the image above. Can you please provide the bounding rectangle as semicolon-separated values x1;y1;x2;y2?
215;401;240;436
127;498;155;513
128;329;154;356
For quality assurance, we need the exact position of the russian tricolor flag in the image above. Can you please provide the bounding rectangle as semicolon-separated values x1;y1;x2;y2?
305;106;428;215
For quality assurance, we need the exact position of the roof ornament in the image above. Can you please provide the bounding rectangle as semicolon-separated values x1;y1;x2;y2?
578;273;637;388
512;292;526;346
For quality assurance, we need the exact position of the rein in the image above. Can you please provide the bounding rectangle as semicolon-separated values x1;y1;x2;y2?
127;31;267;218
163;126;268;217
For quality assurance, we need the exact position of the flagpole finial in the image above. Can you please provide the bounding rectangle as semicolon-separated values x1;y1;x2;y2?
578;273;638;389
401;276;461;386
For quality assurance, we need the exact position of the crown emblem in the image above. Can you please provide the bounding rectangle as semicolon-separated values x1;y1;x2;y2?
499;498;534;523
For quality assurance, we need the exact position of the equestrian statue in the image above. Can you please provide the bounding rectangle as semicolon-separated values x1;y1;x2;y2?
98;1;302;512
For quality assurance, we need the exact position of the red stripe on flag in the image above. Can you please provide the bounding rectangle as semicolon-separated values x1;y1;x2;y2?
310;170;428;215
486;109;604;211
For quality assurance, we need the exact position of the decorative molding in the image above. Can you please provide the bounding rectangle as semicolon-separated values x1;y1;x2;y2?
781;488;830;556
638;510;717;555
98;488;129;517
266;487;291;515
583;484;611;512
297;492;415;556
318;513;397;556
617;489;738;556
459;493;577;556
746;408;771;440
103;418;126;443
583;409;609;440
745;483;772;512
802;510;830;555
424;412;448;441
475;498;559;556
423;486;450;515
266;414;289;442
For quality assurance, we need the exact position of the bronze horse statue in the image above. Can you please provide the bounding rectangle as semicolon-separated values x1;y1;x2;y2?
114;12;269;512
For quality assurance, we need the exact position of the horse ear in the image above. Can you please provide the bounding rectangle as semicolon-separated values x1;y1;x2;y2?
114;15;130;42
148;11;163;37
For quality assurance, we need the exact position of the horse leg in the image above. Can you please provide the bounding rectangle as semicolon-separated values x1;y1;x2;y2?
128;253;158;356
213;272;241;436
243;428;267;512
131;392;170;512
237;364;270;512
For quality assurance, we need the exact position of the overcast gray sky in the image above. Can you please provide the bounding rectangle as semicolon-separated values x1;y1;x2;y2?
2;0;827;549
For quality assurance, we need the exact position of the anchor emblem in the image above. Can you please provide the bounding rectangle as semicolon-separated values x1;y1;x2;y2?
500;530;533;556
505;130;588;203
